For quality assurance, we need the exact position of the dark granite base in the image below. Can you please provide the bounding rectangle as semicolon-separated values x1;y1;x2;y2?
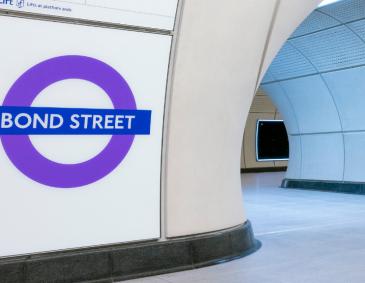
0;221;260;283
241;167;287;174
282;179;365;195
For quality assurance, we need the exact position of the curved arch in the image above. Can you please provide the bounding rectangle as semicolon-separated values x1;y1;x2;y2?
165;0;321;238
262;0;365;187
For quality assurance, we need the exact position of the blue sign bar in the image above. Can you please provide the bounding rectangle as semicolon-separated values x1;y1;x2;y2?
0;106;151;135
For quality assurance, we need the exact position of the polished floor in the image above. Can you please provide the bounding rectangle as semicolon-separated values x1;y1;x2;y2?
125;172;365;283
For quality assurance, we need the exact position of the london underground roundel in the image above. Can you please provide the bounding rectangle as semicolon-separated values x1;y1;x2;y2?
0;55;152;188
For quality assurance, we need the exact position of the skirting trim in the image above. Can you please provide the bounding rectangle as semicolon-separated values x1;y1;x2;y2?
282;179;365;195
0;221;260;283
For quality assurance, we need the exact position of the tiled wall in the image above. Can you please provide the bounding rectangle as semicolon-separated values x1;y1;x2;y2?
261;0;365;182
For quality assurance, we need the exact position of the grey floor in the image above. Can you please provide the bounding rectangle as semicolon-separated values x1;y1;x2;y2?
125;172;365;283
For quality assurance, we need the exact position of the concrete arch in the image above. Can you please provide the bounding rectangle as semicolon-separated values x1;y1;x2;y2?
164;0;321;238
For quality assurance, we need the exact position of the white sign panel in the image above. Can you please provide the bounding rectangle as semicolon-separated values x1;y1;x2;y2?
0;15;171;257
0;0;178;30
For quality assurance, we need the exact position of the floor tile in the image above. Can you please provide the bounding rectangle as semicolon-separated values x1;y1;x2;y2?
124;172;365;283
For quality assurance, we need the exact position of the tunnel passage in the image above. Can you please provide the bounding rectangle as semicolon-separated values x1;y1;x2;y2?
261;0;365;192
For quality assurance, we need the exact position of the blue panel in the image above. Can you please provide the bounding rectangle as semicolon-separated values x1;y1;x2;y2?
290;11;341;38
301;133;344;181
266;43;317;80
279;75;342;134
261;82;299;135
322;65;365;131
319;0;365;23
261;70;275;83
348;19;365;41
291;25;365;72
344;132;365;182
286;135;302;180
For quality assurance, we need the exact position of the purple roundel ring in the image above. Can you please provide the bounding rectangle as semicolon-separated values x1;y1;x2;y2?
1;55;136;188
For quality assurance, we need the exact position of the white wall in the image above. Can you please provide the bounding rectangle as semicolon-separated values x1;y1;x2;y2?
0;0;178;30
0;1;174;257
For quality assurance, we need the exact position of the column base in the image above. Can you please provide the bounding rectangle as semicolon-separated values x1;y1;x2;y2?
0;221;260;282
282;179;365;195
